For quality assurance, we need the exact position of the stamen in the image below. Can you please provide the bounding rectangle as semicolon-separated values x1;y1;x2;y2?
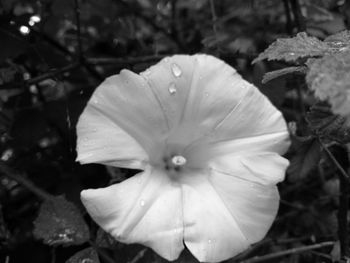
171;155;187;166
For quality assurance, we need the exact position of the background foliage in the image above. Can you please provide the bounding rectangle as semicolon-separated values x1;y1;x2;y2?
1;0;350;262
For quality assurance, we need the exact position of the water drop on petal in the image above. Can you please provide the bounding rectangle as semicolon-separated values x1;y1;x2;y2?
171;63;182;77
92;97;99;104
140;200;145;207
168;82;177;95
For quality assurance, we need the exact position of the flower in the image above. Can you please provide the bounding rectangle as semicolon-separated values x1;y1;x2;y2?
76;54;290;262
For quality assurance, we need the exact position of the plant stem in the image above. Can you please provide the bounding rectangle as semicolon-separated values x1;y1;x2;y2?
240;241;334;263
289;0;306;32
74;0;83;58
0;161;53;201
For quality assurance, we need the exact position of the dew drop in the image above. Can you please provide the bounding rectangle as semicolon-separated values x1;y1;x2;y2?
163;57;170;63
208;239;212;244
140;200;145;207
289;52;295;56
168;82;177;95
143;69;151;76
171;63;182;77
92;97;99;104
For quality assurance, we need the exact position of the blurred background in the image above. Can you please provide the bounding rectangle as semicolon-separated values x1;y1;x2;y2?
1;0;350;262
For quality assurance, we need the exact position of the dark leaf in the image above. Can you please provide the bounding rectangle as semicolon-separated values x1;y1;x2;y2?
95;228;118;248
66;247;100;263
252;32;328;64
306;103;350;143
287;138;321;181
324;30;350;51
262;66;307;84
306;51;350;121
33;196;90;246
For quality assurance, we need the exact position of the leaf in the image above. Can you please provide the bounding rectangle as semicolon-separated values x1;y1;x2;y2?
66;247;100;263
95;228;118;248
306;51;350;123
33;196;90;246
252;32;328;64
262;66;307;84
287;137;321;182
306;102;350;143
324;30;350;52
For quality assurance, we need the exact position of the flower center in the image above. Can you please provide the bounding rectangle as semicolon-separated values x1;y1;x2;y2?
171;155;187;166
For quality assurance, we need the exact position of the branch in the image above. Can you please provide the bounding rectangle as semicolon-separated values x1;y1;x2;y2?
240;241;334;263
209;0;218;35
289;0;306;32
86;55;168;65
0;63;80;90
282;0;293;35
31;29;103;81
127;249;147;263
318;141;350;258
0;161;53;201
319;140;350;182
74;0;83;58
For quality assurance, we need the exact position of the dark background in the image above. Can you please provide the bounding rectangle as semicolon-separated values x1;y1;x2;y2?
1;0;350;262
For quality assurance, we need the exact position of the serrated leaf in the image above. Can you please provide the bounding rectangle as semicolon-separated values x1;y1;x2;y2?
287;138;321;182
66;247;100;263
324;30;350;52
306;103;350;143
253;32;328;64
262;66;307;84
33;196;90;246
306;51;350;123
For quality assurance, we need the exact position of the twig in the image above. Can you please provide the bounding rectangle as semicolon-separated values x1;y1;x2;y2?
31;29;103;81
74;0;83;58
170;0;178;38
282;0;293;35
240;241;334;263
88;241;115;263
0;63;80;90
0;161;53;201
86;55;169;66
127;249;147;263
318;141;350;258
338;174;350;258
51;247;56;263
319;140;350;182
209;0;218;35
289;0;306;32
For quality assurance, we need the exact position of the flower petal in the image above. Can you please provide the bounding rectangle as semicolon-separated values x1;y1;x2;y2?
179;169;279;262
76;106;148;169
76;68;172;166
81;167;184;261
210;152;289;185
143;54;249;147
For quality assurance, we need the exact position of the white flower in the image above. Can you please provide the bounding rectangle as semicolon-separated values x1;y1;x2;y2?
76;54;290;262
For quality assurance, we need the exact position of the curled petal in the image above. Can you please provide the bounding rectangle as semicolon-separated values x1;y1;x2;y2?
179;169;280;262
81;168;184;261
76;106;148;169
